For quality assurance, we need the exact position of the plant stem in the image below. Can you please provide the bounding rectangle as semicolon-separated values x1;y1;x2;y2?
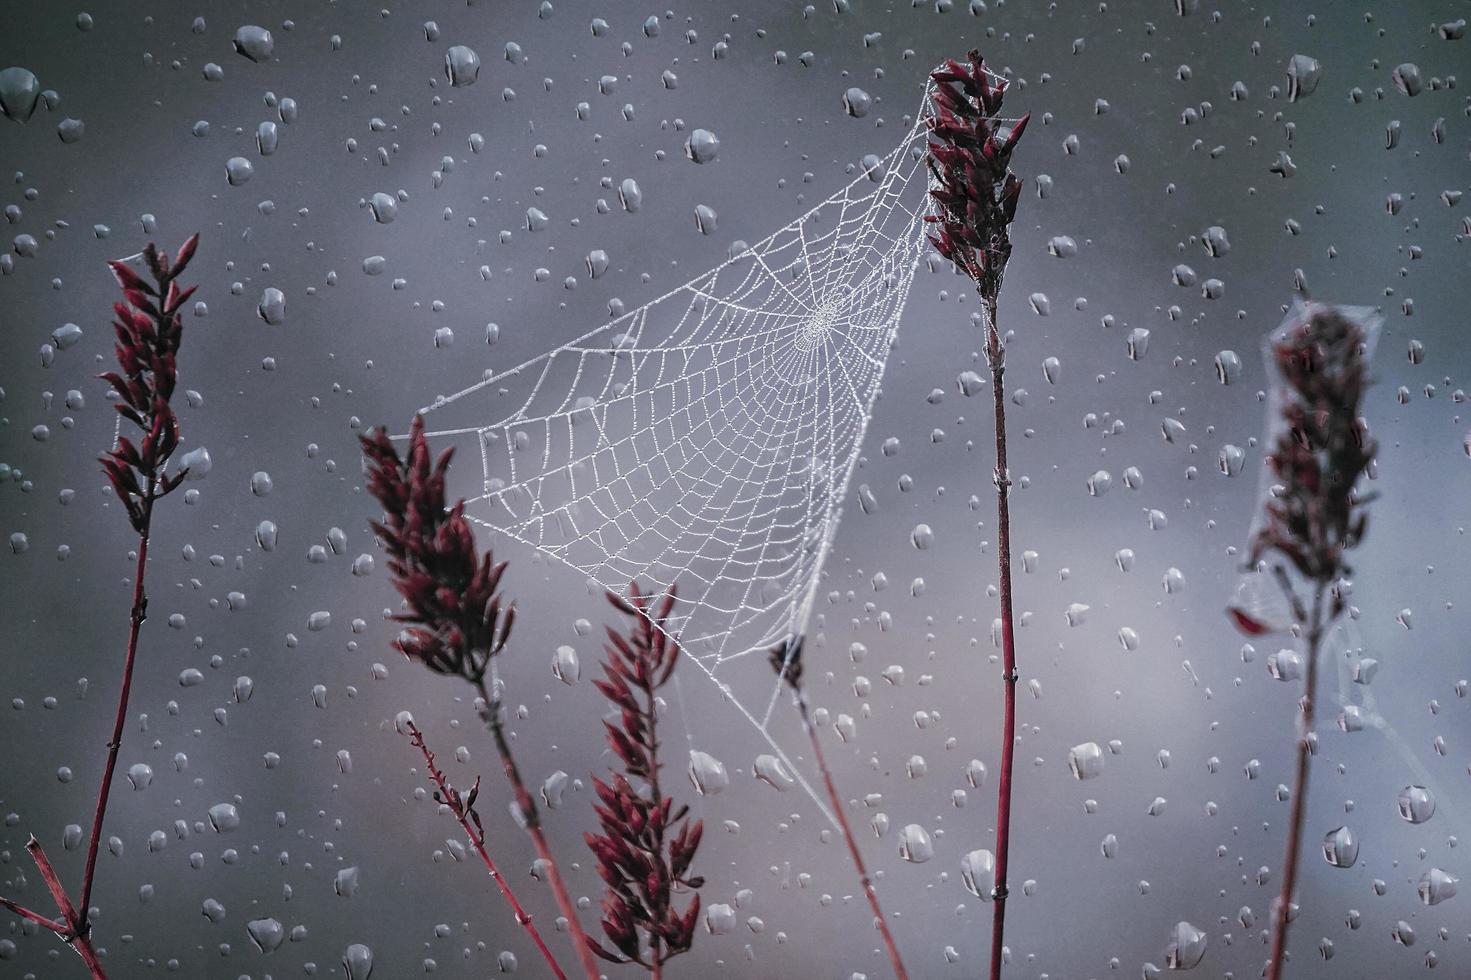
404;723;567;980
475;680;602;980
0;490;157;978
796;693;909;980
1265;586;1327;980
984;301;1019;980
80;488;155;925
24;837;106;977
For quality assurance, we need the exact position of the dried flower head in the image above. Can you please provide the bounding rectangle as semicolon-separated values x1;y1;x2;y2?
1250;306;1376;587
925;51;1030;305
361;415;515;680
585;583;703;971
99;235;199;532
768;635;805;690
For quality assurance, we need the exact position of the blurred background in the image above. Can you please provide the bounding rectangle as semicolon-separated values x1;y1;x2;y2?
2;1;1468;977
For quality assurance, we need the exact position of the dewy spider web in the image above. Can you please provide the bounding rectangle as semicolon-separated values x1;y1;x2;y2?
412;79;1017;819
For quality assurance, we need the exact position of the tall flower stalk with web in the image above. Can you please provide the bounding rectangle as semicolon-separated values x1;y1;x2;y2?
924;51;1028;979
0;235;199;980
584;584;704;978
361;416;601;980
1228;305;1377;980
771;638;910;980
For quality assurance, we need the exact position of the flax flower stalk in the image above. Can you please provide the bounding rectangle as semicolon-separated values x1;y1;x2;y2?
1230;305;1376;980
771;638;909;980
361;416;601;980
0;235;199;980
924;50;1028;980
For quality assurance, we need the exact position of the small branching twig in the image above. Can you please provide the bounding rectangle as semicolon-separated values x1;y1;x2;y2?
771;638;909;980
0;235;199;979
1230;306;1377;980
402;720;566;979
925;51;1028;980
361;416;601;980
585;584;704;979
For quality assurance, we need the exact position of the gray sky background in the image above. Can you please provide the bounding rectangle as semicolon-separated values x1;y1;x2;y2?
2;2;1469;978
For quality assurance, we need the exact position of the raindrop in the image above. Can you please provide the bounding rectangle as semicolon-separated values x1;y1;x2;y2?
1322;826;1359;867
1285;54;1321;102
551;645;579;684
445;46;480;87
685;129;720;164
689;750;729;795
897;824;934;863
343;943;374;980
1397;785;1435;824
961;849;996;900
232;26;274;63
0;67;41;122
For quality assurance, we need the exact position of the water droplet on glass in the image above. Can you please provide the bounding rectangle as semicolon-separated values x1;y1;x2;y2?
685;128;720;163
445;46;480;87
897;824;933;863
551;645;579;684
689;750;729;796
1322;826;1359;867
1397;785;1436;824
343;942;374;980
233;25;275;63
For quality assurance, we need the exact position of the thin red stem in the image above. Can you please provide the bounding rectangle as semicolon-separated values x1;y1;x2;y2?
985;306;1019;980
404;723;567;980
798;695;910;980
24;838;106;977
477;680;602;980
0;896;67;934
1265;587;1327;980
79;488;154;925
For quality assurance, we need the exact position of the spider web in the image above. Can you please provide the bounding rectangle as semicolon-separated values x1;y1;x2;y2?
412;80;1012;817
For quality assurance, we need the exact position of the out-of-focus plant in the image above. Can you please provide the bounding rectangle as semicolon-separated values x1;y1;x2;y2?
361;416;600;980
771;637;909;980
584;584;704;978
924;50;1028;980
0;235;199;979
1229;304;1377;980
